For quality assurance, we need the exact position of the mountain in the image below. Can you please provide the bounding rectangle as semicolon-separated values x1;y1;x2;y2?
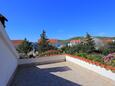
67;36;84;40
57;36;115;44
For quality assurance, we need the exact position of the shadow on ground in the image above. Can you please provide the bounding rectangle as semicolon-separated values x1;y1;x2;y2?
11;65;81;86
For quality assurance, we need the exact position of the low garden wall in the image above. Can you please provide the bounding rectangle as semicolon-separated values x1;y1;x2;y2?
65;54;115;81
18;55;65;65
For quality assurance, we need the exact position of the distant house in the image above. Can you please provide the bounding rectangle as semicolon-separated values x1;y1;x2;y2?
101;39;113;44
48;39;62;48
38;39;63;48
48;39;58;45
93;38;104;50
38;39;57;44
68;40;81;46
112;40;115;42
11;40;23;47
93;38;115;50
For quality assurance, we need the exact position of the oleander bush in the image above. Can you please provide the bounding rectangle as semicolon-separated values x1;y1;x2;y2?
103;53;115;63
73;52;115;67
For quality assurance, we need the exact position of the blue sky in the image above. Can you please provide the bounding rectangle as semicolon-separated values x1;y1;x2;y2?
0;0;115;42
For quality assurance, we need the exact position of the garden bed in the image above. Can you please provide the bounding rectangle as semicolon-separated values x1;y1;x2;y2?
66;54;115;72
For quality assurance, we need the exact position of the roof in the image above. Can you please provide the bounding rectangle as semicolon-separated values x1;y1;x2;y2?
48;39;58;44
38;39;58;44
101;39;112;43
11;40;23;46
70;40;81;43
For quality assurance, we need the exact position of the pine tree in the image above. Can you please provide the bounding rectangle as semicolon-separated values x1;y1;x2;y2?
83;33;95;53
38;30;57;52
16;38;33;55
38;30;49;52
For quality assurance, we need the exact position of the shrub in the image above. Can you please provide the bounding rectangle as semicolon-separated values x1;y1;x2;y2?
75;53;88;58
38;50;61;57
60;46;70;54
75;53;104;63
103;53;115;63
61;45;80;54
38;30;57;53
89;54;103;63
82;33;95;53
110;59;115;67
66;46;78;54
107;42;115;53
16;38;33;56
102;49;110;56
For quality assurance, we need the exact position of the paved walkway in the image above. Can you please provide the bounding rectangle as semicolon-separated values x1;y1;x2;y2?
11;62;115;86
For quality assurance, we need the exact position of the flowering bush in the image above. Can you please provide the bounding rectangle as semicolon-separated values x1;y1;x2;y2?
103;53;115;63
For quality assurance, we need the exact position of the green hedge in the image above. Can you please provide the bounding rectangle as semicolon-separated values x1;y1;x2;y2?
74;53;104;63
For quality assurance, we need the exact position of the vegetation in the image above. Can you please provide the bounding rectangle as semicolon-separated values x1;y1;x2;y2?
15;31;115;68
16;38;33;55
67;36;84;40
58;36;115;45
38;30;49;52
38;50;61;57
82;33;95;53
75;53;104;63
60;33;115;68
38;30;57;53
61;33;95;54
103;53;115;67
107;42;115;53
101;48;110;55
98;41;115;55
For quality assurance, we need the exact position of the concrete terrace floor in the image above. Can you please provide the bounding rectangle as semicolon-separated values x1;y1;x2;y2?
11;62;115;86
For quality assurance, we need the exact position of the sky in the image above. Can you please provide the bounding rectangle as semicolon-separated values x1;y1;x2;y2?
0;0;115;42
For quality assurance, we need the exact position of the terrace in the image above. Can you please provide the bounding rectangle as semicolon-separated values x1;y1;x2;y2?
10;55;115;86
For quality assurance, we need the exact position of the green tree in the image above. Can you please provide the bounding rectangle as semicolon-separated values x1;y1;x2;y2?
16;38;33;55
38;30;56;52
82;33;95;53
107;41;115;53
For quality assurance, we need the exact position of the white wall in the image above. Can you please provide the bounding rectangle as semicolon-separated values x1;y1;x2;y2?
66;55;115;81
18;55;65;65
0;22;18;86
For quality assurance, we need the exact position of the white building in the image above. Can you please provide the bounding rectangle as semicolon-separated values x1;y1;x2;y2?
68;40;81;47
0;15;19;86
93;38;104;50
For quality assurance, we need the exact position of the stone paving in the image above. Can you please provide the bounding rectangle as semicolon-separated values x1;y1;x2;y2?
11;62;115;86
